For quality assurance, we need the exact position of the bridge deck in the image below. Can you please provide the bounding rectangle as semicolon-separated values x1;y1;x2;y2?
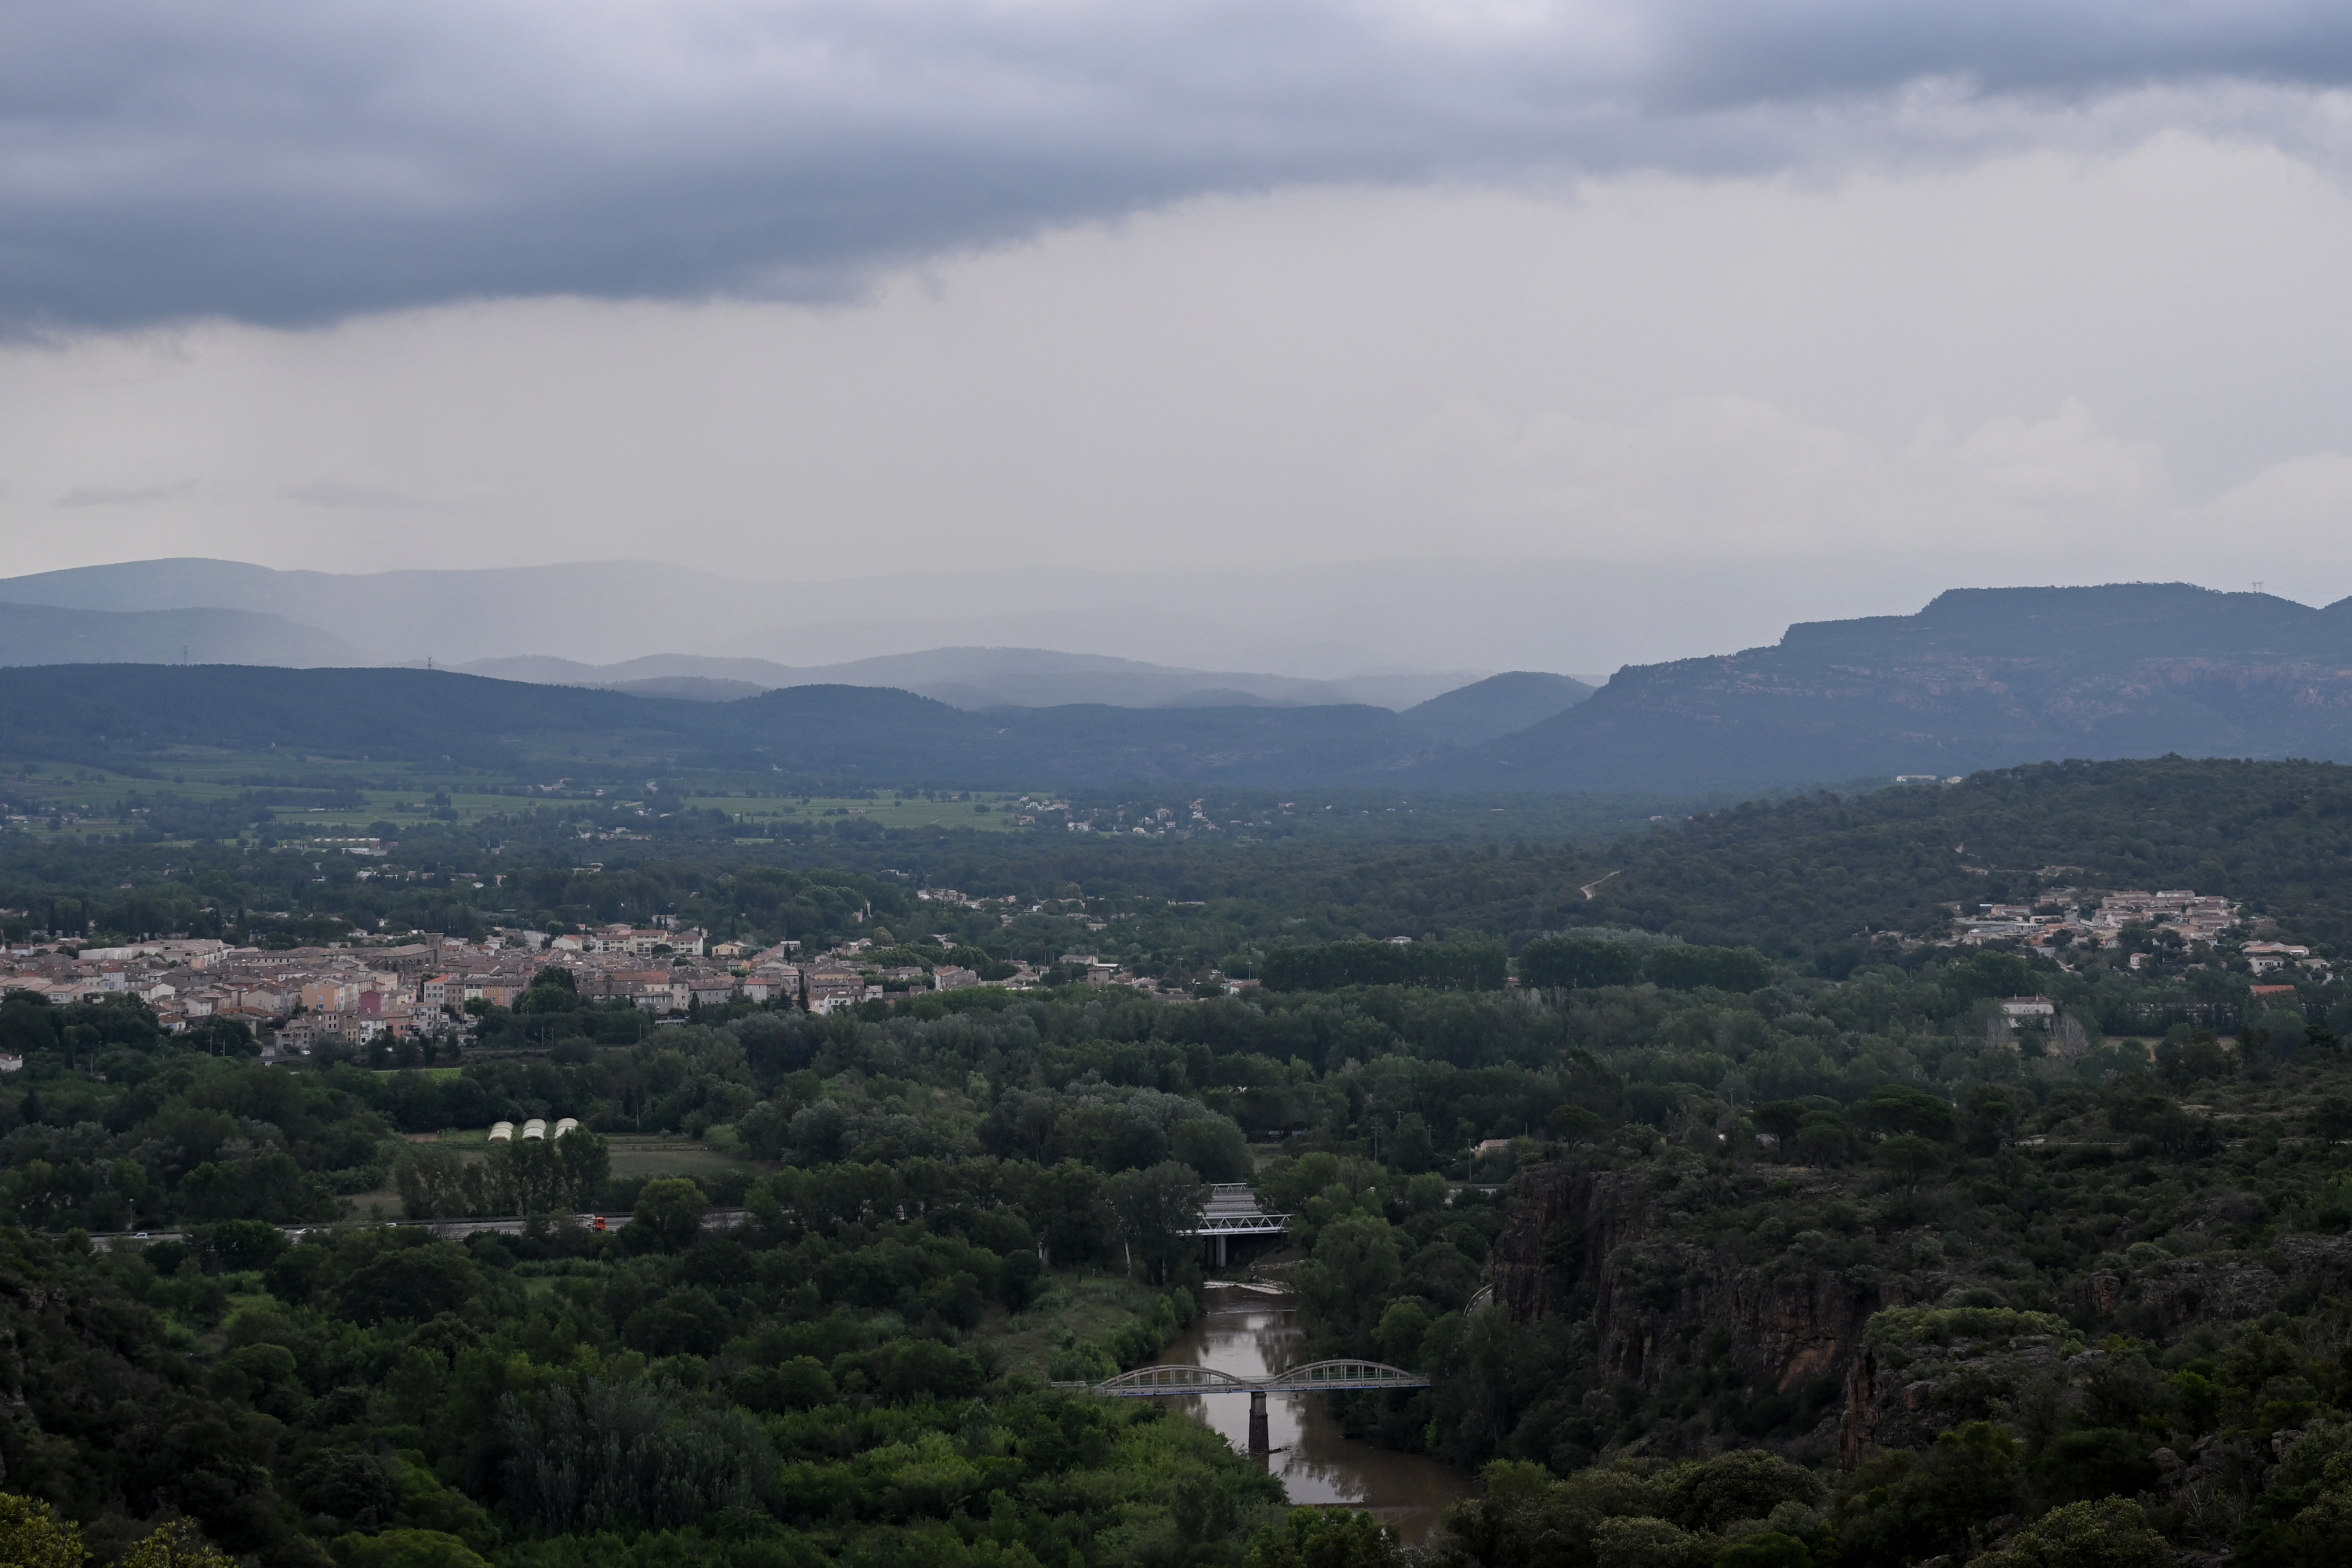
1058;1359;1429;1396
1181;1182;1290;1236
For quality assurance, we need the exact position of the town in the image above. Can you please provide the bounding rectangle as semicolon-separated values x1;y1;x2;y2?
0;912;1197;1068
1947;884;2330;976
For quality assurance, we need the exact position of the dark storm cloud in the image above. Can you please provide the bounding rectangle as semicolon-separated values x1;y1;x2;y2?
4;0;2349;326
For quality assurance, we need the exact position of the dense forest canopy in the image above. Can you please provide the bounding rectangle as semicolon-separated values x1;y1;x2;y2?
14;755;2352;973
9;756;2352;1566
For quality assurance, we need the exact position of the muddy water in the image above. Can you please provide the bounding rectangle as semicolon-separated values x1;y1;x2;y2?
1159;1283;1476;1543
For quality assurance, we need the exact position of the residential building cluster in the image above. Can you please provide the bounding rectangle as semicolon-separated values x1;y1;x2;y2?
1945;885;2336;998
1951;888;2246;954
0;934;455;1053
0;920;1015;1054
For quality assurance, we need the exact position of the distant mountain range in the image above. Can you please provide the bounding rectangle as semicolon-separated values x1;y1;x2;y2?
0;561;1523;713
1466;582;2352;790
454;649;1498;714
3;582;2348;795
0;667;1461;788
0;602;369;668
0;551;2013;677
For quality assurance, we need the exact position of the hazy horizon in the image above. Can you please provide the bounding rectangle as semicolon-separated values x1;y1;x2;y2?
2;554;2330;682
9;3;2352;672
0;557;2333;691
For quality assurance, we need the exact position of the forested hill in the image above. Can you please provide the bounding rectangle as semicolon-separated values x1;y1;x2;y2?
1463;583;2352;791
848;757;2352;966
30;582;2352;797
879;757;2352;968
0;664;1448;786
12;747;2352;969
1559;756;2352;954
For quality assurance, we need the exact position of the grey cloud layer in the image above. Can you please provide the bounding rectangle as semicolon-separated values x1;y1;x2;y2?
7;0;2352;325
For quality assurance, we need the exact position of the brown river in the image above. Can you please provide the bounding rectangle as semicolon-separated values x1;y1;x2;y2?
1159;1283;1477;1543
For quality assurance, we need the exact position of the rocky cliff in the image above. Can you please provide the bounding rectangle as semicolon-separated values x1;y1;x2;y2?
1489;1156;2352;1468
1491;1160;1894;1415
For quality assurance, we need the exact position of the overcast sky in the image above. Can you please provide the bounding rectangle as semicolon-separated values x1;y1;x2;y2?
5;1;2352;669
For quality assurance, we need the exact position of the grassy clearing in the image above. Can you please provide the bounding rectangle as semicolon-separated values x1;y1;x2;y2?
605;1138;744;1182
2;755;1036;840
1;753;522;837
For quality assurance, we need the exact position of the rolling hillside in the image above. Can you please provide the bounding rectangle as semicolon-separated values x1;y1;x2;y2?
0;665;1445;787
0;601;369;667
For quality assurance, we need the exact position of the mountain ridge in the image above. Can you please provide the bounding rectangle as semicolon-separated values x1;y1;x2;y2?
1465;581;2352;791
6;581;2352;794
456;646;1482;710
0;600;372;667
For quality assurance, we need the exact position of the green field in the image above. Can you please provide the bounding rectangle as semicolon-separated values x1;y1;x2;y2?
604;1136;746;1183
0;752;1030;841
684;791;1022;834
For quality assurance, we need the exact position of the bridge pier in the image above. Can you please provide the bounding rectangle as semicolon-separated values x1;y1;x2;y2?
1247;1390;1269;1455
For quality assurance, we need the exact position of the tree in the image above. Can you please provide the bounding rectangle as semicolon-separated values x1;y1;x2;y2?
1645;945;1773;993
1716;1535;1809;1568
1262;941;1507;993
1170;1116;1253;1181
1875;1134;1951;1189
399;1131;612;1220
1105;1161;1206;1283
1298;1215;1403;1349
628;1177;708;1252
514;964;579;1015
1838;1423;2021;1565
1246;1508;1410;1568
1548;1104;1607;1142
1519;936;1644;990
1976;1497;2173;1568
1860;1084;1958;1142
340;1243;483;1324
118;1519;236;1568
1376;1299;1433;1369
202;1217;287;1271
331;1530;490;1568
1667;1449;1824;1533
395;1145;466;1220
499;1378;771;1533
0;1493;85;1568
1792;1112;1853;1167
1589;1515;1706;1567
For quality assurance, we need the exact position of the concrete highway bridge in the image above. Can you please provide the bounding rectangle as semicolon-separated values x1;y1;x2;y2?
1183;1183;1290;1265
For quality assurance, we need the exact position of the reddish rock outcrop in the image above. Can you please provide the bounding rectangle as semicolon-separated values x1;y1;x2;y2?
1491;1160;1890;1408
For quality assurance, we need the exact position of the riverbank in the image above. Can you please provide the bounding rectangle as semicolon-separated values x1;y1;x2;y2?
1161;1280;1475;1543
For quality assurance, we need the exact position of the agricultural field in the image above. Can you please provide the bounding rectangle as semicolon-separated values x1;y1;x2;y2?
0;753;1031;844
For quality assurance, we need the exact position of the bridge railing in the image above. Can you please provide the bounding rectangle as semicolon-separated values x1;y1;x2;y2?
1181;1211;1293;1235
1058;1359;1429;1396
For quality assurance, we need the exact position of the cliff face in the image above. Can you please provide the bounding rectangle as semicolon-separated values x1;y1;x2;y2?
1490;1161;1893;1407
1492;1158;2352;1468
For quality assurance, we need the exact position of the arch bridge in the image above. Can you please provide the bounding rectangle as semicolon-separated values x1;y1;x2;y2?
1054;1360;1429;1454
1073;1360;1428;1396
